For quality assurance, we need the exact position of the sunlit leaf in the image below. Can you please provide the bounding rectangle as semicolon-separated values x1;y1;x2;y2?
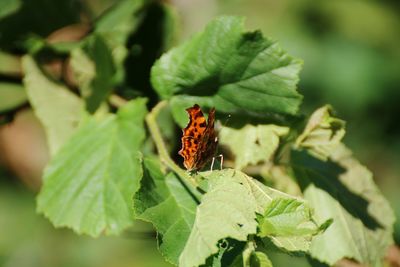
330;144;395;230
292;148;395;266
220;124;289;169
179;169;293;267
250;252;273;267
22;56;83;155
240;241;273;267
0;83;27;112
257;198;324;252
0;51;20;76
151;16;303;125
37;98;147;237
261;165;302;197
71;35;116;113
95;0;147;82
296;105;345;160
134;157;199;265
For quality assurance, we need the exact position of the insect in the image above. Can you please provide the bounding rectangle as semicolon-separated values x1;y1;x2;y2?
178;104;219;171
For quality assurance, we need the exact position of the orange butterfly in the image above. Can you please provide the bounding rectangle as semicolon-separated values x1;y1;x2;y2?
178;104;218;171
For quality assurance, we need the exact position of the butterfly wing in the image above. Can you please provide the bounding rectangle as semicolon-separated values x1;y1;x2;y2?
179;104;208;171
194;107;218;170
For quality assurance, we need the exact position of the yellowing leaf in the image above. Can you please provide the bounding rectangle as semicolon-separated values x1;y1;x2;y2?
296;105;345;160
219;124;289;169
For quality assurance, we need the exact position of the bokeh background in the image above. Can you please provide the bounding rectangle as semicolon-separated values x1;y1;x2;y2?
0;0;399;266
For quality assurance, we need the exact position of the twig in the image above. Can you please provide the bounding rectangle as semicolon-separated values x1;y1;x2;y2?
386;245;400;267
109;94;128;108
145;101;199;190
109;98;200;200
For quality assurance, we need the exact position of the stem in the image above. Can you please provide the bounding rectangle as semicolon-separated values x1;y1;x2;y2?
109;94;128;107
111;96;199;193
146;101;199;190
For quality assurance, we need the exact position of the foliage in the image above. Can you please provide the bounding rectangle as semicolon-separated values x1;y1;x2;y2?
0;1;395;267
37;98;147;236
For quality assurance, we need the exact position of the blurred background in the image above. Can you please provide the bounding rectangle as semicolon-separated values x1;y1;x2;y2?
0;0;399;266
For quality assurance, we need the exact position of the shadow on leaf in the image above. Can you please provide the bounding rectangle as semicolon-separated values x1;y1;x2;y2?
291;149;381;230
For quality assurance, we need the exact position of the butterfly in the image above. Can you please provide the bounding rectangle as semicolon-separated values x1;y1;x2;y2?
178;104;218;171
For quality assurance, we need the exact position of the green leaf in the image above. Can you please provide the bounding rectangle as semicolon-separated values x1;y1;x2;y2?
179;169;293;267
151;16;303;120
330;144;395;230
23;34;82;55
0;0;21;19
94;0;147;81
37;98;147;237
291;148;395;266
259;198;317;236
22;55;83;155
180;171;257;267
257;198;322;252
0;83;27;112
134;157;198;265
95;0;146;45
295;105;345;160
250;252;273;267
219;125;289;170
0;50;20;76
71;35;116;113
261;165;302;197
240;240;273;267
168;95;216;128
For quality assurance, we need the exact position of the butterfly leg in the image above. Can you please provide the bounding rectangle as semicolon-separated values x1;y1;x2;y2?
218;154;223;170
210;157;216;171
210;154;224;171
